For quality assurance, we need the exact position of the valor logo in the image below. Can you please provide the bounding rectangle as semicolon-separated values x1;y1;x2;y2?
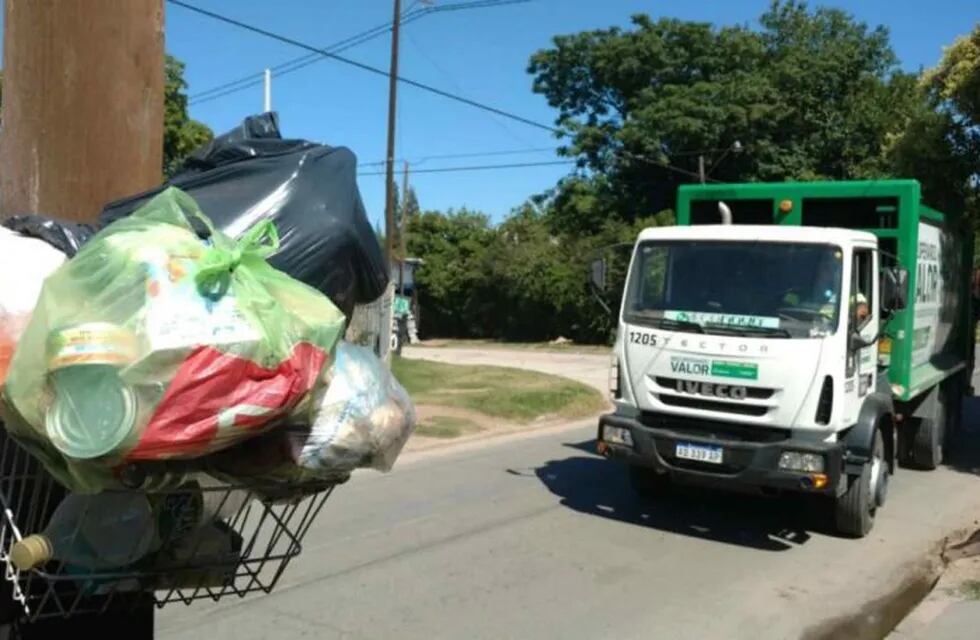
670;357;710;375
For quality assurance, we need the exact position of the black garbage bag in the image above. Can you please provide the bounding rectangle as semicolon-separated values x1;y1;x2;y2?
1;215;95;258
99;113;388;318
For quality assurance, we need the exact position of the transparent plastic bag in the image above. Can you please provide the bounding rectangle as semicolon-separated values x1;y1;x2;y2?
3;188;346;492
288;342;416;474
0;228;67;385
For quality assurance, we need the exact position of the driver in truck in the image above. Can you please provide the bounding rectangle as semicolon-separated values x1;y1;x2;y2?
853;292;870;325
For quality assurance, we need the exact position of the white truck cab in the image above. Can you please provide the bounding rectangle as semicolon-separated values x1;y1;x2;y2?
615;225;881;435
597;180;974;538
598;223;902;537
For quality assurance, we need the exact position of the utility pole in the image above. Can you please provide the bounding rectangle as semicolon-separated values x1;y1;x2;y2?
698;155;706;185
0;2;163;637
264;68;272;113
0;0;165;222
384;0;402;269
399;160;410;295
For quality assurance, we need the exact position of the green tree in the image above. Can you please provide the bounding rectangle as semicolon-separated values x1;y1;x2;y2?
164;55;213;177
889;24;979;228
398;186;421;258
406;209;498;337
925;24;980;125
529;2;919;234
403;187;421;221
490;204;578;339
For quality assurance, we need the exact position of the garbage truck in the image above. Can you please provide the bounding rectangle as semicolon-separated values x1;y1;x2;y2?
594;180;974;537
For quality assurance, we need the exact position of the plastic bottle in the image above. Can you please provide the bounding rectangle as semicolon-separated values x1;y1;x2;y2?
10;492;156;571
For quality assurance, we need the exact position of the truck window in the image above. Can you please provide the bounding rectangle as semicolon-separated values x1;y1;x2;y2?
634;245;668;308
623;240;844;338
802;198;899;229
852;249;875;329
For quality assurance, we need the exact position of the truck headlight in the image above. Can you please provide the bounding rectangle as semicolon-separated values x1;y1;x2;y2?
778;451;825;473
602;425;633;447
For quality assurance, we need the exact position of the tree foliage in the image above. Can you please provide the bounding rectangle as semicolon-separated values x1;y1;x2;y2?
889;24;979;229
407;5;980;342
164;55;214;177
406;209;498;337
529;1;920;234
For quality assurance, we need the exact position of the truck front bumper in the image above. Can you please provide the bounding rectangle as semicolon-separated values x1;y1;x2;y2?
598;413;845;496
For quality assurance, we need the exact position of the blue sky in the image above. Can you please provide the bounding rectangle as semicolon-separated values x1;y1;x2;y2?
62;2;980;226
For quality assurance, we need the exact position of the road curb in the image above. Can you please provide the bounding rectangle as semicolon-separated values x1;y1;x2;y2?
801;528;979;640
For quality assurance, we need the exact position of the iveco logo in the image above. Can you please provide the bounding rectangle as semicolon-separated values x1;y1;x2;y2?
675;379;748;400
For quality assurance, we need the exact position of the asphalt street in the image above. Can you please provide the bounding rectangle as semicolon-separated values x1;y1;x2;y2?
157;359;980;640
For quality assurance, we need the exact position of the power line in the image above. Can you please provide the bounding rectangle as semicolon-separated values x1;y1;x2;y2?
358;154;714;181
359;146;561;167
168;0;555;133
171;0;710;183
403;28;537;149
190;6;434;104
191;1;529;102
620;149;720;182
357;159;576;176
188;0;530;106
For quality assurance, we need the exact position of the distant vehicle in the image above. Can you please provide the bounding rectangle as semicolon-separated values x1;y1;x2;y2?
593;180;975;537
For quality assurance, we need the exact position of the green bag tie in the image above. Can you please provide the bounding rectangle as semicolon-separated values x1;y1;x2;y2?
195;219;280;296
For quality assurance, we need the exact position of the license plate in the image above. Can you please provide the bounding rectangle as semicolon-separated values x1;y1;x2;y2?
675;442;723;464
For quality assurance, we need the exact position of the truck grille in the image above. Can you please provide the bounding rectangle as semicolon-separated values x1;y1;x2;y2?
657;394;769;417
654;377;774;400
649;376;776;418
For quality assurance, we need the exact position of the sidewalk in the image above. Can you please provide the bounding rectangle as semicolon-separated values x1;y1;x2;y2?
887;396;980;640
887;531;980;640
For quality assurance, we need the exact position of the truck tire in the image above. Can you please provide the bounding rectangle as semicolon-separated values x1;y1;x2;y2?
835;429;886;538
911;394;947;470
629;465;670;498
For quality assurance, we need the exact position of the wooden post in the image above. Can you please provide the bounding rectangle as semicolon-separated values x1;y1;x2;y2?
399;160;410;295
0;0;165;223
383;0;402;268
0;2;164;636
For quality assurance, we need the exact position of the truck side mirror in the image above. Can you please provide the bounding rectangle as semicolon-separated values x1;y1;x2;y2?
880;267;908;312
849;330;878;352
591;258;607;292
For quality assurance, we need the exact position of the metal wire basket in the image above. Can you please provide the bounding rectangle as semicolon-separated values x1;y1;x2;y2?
0;429;339;623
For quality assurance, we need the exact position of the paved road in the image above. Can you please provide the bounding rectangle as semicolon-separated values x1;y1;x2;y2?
400;346;611;393
157;371;980;639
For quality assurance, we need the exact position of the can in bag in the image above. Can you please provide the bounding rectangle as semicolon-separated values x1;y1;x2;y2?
44;323;140;460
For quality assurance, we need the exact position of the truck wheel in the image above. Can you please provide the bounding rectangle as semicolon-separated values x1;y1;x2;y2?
835;429;886;538
629;465;670;498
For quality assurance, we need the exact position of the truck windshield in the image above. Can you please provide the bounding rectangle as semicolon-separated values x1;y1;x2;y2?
623;240;843;338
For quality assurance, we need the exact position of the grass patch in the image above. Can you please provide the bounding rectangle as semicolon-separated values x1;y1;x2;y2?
961;580;980;600
415;339;611;355
392;357;606;423
416;415;482;439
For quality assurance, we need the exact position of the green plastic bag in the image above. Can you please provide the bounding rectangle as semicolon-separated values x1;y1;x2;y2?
3;187;346;492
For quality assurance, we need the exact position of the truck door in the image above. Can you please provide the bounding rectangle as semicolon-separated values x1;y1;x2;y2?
844;247;879;422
